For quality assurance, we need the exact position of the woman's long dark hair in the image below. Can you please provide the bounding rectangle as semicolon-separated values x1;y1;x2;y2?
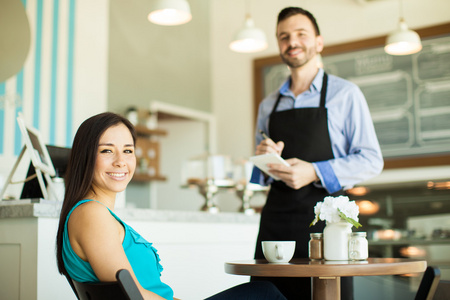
56;112;136;277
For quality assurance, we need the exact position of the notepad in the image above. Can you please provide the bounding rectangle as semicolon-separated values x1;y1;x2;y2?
249;153;290;181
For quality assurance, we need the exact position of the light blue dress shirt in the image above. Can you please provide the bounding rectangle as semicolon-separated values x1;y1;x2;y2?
251;68;383;193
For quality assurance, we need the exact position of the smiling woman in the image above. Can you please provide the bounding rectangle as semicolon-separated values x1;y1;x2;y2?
55;112;287;300
55;112;177;299
90;123;136;198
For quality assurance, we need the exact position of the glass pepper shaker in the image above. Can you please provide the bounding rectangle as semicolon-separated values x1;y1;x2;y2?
309;233;324;260
349;232;368;260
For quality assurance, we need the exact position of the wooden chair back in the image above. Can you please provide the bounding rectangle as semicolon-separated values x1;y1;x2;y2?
68;269;144;300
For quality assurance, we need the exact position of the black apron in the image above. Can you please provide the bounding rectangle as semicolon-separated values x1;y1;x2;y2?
252;73;353;300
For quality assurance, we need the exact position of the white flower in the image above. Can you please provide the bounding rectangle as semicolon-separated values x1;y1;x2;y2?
310;196;361;228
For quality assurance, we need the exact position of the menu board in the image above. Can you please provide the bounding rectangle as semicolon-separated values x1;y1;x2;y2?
255;33;450;159
323;35;450;158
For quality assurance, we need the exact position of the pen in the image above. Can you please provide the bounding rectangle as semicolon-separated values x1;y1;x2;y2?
259;130;270;140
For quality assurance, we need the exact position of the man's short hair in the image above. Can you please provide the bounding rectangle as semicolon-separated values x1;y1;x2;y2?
277;7;321;36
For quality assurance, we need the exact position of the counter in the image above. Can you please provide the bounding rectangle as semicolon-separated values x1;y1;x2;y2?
0;200;260;300
0;199;260;223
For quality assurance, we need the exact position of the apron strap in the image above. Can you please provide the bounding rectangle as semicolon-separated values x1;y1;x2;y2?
320;72;328;108
271;71;329;115
270;93;283;116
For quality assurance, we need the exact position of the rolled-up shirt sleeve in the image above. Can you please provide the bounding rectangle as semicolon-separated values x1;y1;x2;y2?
313;81;383;193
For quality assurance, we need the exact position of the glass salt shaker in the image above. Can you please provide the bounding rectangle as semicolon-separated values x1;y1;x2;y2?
349;232;368;260
309;233;324;260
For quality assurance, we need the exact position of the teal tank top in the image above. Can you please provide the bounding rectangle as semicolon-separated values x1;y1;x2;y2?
62;200;174;300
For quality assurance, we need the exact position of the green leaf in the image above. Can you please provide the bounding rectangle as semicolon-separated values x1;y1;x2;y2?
338;209;362;228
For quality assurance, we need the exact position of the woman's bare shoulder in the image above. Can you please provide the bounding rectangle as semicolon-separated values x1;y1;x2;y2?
69;201;114;228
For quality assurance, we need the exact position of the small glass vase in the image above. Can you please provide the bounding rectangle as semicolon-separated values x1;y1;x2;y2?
323;220;352;260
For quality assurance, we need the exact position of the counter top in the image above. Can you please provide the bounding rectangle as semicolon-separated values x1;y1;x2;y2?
0;199;260;223
0;199;62;218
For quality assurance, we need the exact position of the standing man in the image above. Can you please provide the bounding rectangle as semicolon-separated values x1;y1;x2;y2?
250;7;383;299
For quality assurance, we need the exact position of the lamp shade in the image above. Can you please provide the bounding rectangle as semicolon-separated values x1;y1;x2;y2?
229;16;268;53
148;0;192;26
385;19;422;55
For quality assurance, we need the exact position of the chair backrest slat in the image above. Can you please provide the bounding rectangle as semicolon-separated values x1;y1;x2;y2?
68;269;143;300
116;269;144;300
414;266;441;300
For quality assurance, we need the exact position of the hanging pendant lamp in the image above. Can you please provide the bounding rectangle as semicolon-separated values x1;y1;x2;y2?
385;18;422;55
148;0;192;26
384;0;422;55
229;14;268;53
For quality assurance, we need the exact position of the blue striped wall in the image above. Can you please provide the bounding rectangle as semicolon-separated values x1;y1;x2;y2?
0;0;76;156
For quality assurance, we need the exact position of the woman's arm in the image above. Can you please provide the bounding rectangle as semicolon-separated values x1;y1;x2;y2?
68;201;167;300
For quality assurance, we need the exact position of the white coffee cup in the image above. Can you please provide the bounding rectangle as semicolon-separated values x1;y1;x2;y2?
262;241;296;263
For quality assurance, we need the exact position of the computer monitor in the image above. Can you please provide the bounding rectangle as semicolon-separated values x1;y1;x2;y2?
17;114;56;177
20;145;71;199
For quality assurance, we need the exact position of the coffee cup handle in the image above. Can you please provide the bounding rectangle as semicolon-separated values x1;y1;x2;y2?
275;244;283;260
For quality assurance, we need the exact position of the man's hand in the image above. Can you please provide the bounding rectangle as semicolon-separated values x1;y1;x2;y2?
256;138;284;156
267;158;319;189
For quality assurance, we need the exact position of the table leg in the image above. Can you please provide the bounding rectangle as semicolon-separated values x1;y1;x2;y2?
312;277;340;300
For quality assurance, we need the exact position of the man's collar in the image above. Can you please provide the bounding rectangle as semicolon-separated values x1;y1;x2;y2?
279;68;324;96
311;68;324;92
279;78;291;95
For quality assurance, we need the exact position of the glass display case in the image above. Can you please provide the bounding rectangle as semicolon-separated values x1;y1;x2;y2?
348;179;450;280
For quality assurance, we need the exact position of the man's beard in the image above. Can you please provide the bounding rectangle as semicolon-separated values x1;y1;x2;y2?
280;46;317;69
